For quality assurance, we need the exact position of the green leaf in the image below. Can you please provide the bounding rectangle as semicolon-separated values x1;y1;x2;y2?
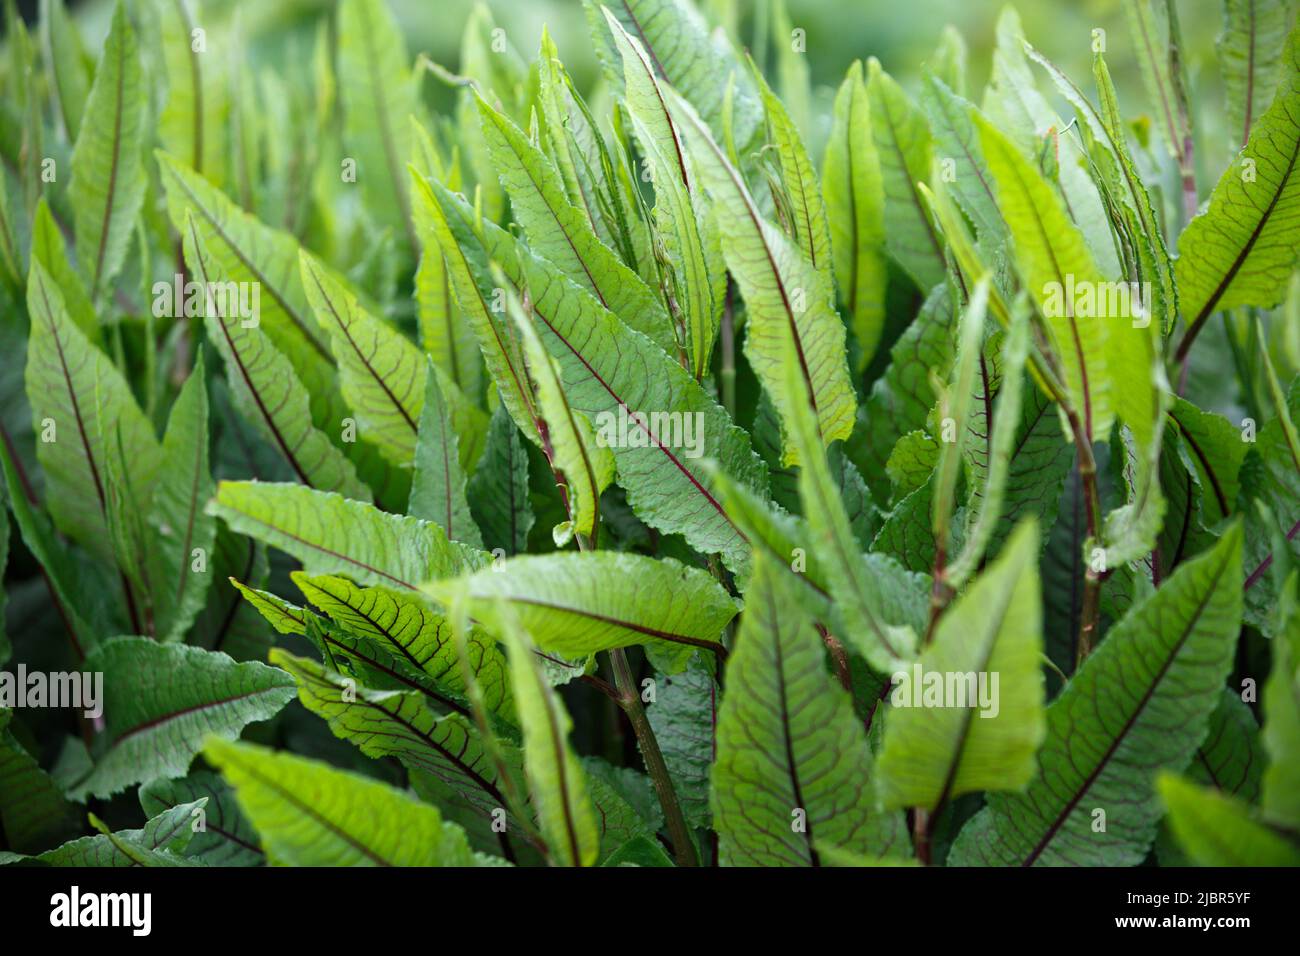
181;215;370;501
66;638;296;800
1219;0;1296;149
783;343;918;674
949;525;1243;866
155;0;227;186
25;258;163;565
30;198;95;340
410;358;483;546
1176;25;1300;337
1261;571;1300;827
1169;398;1247;527
877;520;1045;811
847;284;954;502
69;0;146;300
433;185;766;570
476;95;673;352
1123;0;1194;161
755;59;831;289
824;61;888;372
506;286;614;546
41;0;93;142
426;552;736;673
977;110;1114;443
494;603;600;867
22;800;205;867
671;88;856;465
604;10;722;380
866;58;946;291
410;172;543;448
301;252;488;473
0;711;79;853
149;352;217;642
271;650;525;848
920;74;1005;244
209;480;487;592
712;551;907;866
1158;773;1300;866
205;738;483;866
337;0;416;240
140;771;263;866
290;571;512;720
467;404;534;556
645;663;716;829
587;0;763;156
411;126;483;402
0;435;96;654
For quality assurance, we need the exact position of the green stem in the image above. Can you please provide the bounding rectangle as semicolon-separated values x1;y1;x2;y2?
608;647;699;867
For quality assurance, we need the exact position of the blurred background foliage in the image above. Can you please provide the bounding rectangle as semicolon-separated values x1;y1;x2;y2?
16;0;1248;178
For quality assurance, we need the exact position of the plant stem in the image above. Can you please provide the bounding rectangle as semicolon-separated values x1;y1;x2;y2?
913;808;931;865
720;282;736;419
607;647;699;867
1065;409;1104;664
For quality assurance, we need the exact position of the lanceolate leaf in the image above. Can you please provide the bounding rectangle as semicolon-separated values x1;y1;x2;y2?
672;90;856;464
977;111;1113;443
301;252;488;473
291;572;512;720
949;525;1243;866
410;360;483;547
756;62;832;287
783;349;918;674
1175;25;1300;346
67;638;296;800
496;607;601;867
586;0;764;156
920;74;1004;243
1218;0;1296;148
182;216;370;501
24;800;205;867
206;738;483;866
465;206;767;571
425;552;737;673
209;480;487;592
877;521;1045;811
0;436;96;655
25;259;163;565
271;651;526;856
866;58;945;291
713;551;907;866
337;0;416;239
467;405;535;556
0;710;79;853
69;0;146;300
824;61;889;371
605;10;722;380
508;289;614;547
409;173;543;448
41;0;92;142
140;771;262;866
149;352;217;642
156;0;227;185
30;198;95;340
1157;773;1300;866
476;96;673;351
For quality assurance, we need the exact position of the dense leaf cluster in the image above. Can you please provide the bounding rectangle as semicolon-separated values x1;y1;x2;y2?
0;0;1297;867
